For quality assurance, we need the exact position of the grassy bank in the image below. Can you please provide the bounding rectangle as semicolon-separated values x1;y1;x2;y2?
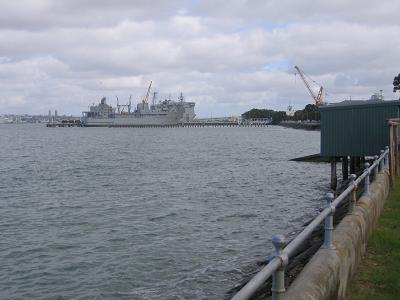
347;176;400;300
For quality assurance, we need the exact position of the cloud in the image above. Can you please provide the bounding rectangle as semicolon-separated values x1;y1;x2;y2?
0;1;399;116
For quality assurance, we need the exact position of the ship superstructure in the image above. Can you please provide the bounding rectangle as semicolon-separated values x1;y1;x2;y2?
81;83;195;127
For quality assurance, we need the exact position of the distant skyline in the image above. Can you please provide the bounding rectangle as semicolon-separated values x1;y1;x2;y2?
0;1;399;117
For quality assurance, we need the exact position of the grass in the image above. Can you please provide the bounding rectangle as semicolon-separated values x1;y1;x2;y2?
347;176;400;300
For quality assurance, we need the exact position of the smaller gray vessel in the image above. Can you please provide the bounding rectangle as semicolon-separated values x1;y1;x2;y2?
81;82;196;127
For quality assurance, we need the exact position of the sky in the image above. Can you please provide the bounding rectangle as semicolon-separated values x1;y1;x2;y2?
0;0;399;117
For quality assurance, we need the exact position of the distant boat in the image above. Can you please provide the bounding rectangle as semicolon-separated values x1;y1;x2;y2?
0;116;13;124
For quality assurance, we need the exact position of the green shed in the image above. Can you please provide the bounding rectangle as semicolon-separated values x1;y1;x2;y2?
320;100;400;157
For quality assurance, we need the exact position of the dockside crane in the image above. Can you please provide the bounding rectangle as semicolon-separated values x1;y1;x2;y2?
294;65;325;106
143;81;153;104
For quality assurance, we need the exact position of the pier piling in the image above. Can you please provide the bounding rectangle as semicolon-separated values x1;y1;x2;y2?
342;156;349;180
330;157;337;191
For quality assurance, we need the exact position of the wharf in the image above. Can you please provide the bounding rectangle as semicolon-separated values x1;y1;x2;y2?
47;121;271;128
180;121;269;128
46;121;82;127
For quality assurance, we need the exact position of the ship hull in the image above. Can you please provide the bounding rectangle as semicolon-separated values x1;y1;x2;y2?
82;112;181;127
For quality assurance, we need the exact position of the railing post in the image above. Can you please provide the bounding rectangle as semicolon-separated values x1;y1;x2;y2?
379;150;385;172
385;145;389;167
349;174;357;213
322;192;335;249
373;155;379;179
364;162;370;196
271;234;287;300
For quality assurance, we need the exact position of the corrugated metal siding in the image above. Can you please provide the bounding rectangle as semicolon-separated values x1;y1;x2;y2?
320;101;400;156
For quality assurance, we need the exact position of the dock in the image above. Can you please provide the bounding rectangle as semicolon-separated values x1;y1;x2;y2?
46;120;82;127
47;121;271;128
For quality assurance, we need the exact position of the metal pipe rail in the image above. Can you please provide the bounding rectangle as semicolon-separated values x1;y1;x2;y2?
232;147;389;300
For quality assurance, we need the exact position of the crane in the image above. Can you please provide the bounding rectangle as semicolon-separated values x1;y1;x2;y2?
143;81;153;104
294;65;325;106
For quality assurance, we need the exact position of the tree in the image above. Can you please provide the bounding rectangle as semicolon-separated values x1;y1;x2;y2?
241;103;320;125
272;111;286;124
293;104;320;121
241;109;274;119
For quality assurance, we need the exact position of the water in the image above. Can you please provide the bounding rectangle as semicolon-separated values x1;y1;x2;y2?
1;125;329;299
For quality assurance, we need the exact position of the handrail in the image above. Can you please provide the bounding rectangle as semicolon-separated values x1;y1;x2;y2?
232;147;389;300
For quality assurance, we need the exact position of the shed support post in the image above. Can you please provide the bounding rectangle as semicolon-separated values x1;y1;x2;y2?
342;156;349;181
354;157;360;172
330;157;337;191
360;156;366;168
350;157;356;174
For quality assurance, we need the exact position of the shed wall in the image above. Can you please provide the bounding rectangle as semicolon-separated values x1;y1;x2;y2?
320;102;400;156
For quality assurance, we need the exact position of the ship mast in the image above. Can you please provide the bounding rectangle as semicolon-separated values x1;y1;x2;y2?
178;92;184;102
152;92;158;106
116;96;120;113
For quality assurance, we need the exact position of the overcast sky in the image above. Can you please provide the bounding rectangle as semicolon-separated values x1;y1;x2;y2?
0;0;399;117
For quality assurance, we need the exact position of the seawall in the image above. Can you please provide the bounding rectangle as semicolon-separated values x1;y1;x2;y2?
285;169;390;300
279;121;320;131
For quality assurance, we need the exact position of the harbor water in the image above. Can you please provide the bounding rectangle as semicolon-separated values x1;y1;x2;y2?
1;125;330;299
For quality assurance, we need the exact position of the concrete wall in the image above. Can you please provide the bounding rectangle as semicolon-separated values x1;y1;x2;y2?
285;169;390;300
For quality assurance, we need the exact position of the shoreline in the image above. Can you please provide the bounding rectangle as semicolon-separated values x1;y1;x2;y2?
279;121;320;131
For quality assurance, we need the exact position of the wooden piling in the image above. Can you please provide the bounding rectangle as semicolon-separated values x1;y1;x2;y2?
330;157;337;191
342;156;349;181
355;157;361;172
349;157;356;175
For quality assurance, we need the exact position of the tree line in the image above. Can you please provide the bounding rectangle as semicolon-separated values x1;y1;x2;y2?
241;104;320;125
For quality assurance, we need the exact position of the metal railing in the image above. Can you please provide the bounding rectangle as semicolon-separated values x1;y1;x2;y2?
232;147;390;300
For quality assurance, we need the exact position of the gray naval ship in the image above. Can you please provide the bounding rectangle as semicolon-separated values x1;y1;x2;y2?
81;82;195;127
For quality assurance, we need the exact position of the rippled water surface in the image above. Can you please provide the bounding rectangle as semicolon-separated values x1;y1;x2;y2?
1;125;329;299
